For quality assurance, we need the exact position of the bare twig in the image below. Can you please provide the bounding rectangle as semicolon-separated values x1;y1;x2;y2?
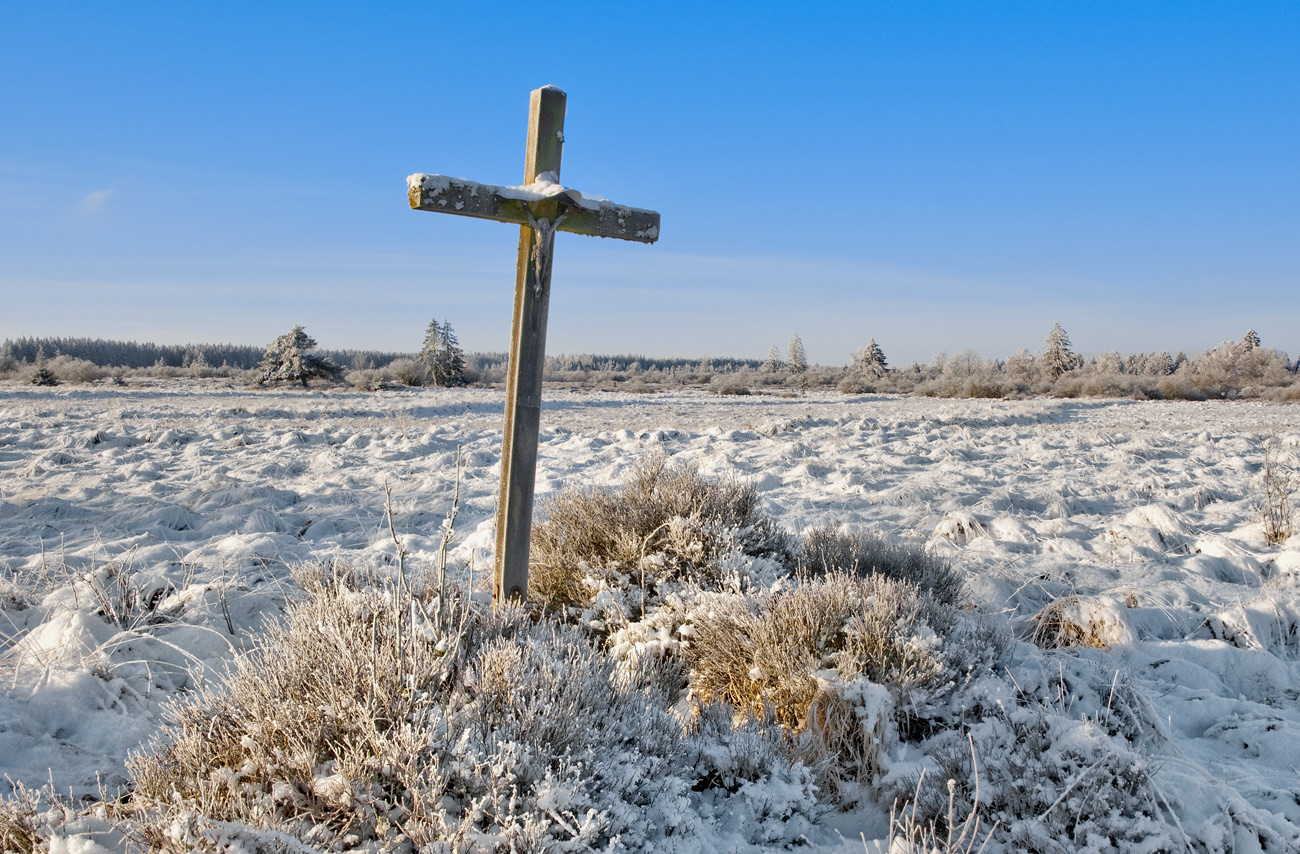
436;446;464;611
1262;434;1294;545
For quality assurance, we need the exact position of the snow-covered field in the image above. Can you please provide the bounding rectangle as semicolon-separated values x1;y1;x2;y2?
2;382;1299;851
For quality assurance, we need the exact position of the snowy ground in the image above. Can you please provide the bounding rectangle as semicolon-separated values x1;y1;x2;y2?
2;381;1299;850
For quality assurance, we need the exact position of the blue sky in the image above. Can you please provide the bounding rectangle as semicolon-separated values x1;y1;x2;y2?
2;2;1296;366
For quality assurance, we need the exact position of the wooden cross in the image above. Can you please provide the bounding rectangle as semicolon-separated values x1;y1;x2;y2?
408;85;660;604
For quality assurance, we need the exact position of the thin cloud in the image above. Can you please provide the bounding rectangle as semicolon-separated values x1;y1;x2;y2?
77;188;114;214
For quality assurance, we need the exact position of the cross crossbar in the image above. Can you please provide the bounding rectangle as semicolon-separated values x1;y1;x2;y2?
407;173;660;243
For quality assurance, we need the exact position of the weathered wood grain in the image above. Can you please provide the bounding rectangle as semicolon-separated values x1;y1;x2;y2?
408;174;661;243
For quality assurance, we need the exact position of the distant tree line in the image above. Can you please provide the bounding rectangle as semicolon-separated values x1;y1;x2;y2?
4;322;1297;401
1;336;266;370
835;325;1299;401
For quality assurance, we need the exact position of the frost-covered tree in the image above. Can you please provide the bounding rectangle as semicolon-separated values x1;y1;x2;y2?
0;341;16;374
1096;350;1123;375
1238;329;1261;353
420;318;468;387
1192;335;1292;394
787;334;807;374
1005;347;1036;382
761;345;784;374
850;339;888;378
29;347;58;386
1041;323;1080;379
256;325;343;387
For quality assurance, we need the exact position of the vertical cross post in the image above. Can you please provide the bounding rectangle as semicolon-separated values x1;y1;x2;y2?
495;86;566;602
407;86;659;605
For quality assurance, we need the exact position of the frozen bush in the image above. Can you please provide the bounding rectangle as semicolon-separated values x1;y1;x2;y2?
681;703;829;844
529;456;795;612
1156;373;1205;400
893;661;1175;852
1261;435;1295;546
681;572;976;795
899;712;1173;853
709;374;752;395
798;526;965;607
1264;379;1300;402
837;374;876;394
384;357;427;387
1191;338;1293;397
127;563;814;853
47;355;104;384
344;368;389;391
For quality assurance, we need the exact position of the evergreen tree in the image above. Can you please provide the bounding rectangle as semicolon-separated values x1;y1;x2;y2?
1239;329;1261;352
29;347;58;386
761;345;784;374
787;334;807;374
420;318;468;387
851;339;888;378
418;318;441;378
256;325;343;387
1041;323;1079;379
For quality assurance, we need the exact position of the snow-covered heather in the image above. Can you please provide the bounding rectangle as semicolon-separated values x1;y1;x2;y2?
2;381;1299;850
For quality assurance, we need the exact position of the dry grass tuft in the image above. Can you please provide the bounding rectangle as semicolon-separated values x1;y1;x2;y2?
127;561;477;849
683;572;958;791
529;456;794;610
0;784;46;854
1029;596;1130;650
798;526;965;607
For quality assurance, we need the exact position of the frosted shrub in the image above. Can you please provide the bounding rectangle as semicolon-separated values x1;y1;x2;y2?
1155;373;1205;401
345;368;389;391
894;661;1177;853
529;456;795;612
682;572;972;796
1191;337;1293;397
128;562;807;852
47;354;104;384
709;374;752;395
837;373;876;394
911;351;1008;399
682;702;828;843
385;357;427;387
798;526;965;607
1261;435;1295;545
